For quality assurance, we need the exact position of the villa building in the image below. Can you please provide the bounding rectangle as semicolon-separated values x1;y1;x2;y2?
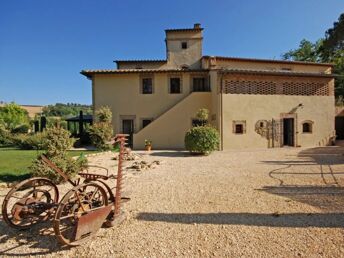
81;24;335;150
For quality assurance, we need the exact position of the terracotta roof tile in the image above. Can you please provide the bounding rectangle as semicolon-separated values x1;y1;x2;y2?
114;59;166;63
81;68;208;78
219;68;335;78
165;28;203;33
203;56;334;67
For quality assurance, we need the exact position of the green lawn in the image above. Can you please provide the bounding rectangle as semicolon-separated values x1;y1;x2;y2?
0;147;100;182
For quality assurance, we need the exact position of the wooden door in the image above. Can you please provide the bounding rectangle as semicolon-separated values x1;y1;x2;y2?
283;118;294;146
122;119;134;147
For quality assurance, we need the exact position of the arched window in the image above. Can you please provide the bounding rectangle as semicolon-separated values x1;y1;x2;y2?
302;121;313;133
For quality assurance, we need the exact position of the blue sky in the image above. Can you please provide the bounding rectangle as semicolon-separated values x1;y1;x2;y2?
0;0;343;105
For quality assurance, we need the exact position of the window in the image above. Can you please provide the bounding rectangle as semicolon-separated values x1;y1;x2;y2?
192;119;207;127
181;42;188;49
170;77;181;94
192;77;210;92
232;120;246;134
142;119;152;129
142;78;153;94
302;121;313;133
235;124;243;134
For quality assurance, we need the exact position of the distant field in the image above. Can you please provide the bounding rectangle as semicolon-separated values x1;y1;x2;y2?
0;147;100;182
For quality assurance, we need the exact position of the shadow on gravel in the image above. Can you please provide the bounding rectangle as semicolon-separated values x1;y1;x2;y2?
260;185;344;212
149;151;190;157
262;146;344;167
0;173;30;183
0;218;69;256
261;146;344;211
136;212;344;228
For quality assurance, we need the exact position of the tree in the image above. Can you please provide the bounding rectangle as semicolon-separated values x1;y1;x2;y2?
282;39;323;62
321;13;344;61
332;50;344;97
0;103;29;131
42;103;92;118
282;13;344;98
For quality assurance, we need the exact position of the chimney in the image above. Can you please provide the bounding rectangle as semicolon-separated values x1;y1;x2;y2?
194;23;201;29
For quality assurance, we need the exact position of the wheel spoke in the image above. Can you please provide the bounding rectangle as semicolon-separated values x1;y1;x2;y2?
2;178;58;229
54;182;108;246
90;188;100;202
58;213;76;220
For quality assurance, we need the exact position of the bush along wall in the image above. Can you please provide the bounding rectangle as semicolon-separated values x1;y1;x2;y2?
88;106;113;150
185;126;220;155
185;108;219;155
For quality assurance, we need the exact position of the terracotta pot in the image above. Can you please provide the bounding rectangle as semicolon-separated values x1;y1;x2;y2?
145;145;152;151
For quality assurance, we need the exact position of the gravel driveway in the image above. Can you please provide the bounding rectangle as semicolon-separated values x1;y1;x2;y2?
1;146;344;257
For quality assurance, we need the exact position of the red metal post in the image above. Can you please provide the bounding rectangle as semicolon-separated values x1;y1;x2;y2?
113;134;128;217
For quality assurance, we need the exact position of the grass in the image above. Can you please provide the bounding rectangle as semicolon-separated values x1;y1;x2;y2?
0;147;101;182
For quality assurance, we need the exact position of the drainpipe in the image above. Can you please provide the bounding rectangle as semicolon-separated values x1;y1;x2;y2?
220;73;224;151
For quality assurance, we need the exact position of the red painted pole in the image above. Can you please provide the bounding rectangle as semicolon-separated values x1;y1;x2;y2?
113;134;128;217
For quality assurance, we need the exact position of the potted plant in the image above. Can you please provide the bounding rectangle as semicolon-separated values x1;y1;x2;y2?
145;139;152;151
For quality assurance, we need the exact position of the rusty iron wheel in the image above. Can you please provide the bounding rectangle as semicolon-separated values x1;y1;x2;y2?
94;179;115;203
53;182;109;246
2;177;59;229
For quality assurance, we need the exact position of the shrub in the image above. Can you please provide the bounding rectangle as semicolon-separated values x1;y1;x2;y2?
30;155;87;184
30;127;85;184
12;132;46;150
185;126;220;155
192;108;209;127
0;125;13;146
11;123;30;134
88;122;113;150
60;120;68;130
43;127;75;157
88;106;113;150
0;103;29;131
46;117;68;130
95;106;112;123
195;108;209;121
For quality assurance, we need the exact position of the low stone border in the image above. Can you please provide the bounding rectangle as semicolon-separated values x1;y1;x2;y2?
83;150;113;158
0;182;8;188
71;150;113;160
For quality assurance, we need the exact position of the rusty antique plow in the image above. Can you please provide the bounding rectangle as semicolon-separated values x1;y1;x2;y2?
1;134;130;246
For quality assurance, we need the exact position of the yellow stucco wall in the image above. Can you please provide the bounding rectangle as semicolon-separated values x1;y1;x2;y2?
222;94;335;149
93;71;210;136
88;24;336;151
165;30;202;69
133;92;212;149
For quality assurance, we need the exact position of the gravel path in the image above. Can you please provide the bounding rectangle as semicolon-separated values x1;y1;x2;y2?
1;146;344;257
